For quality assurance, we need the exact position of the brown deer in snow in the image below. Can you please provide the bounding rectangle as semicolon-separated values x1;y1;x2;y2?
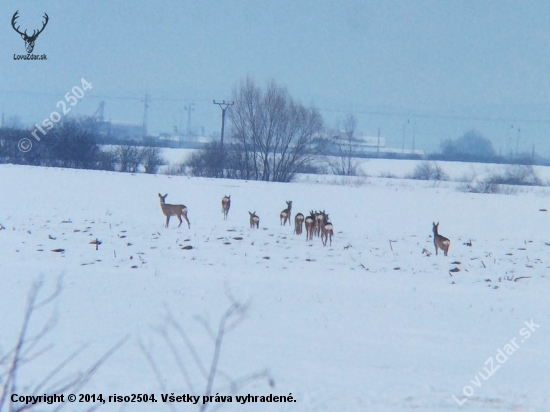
315;210;326;237
222;195;231;220
321;213;333;246
280;201;292;226
305;211;316;241
158;193;190;228
432;222;450;256
249;211;259;229
294;213;304;235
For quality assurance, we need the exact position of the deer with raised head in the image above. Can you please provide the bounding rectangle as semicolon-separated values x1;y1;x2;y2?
222;195;231;220
432;222;450;256
158;193;190;228
305;211;316;241
249;211;259;229
294;213;304;235
280;201;292;226
12;11;49;54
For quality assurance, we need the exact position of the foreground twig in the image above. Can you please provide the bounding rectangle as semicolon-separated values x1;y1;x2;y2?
0;278;128;412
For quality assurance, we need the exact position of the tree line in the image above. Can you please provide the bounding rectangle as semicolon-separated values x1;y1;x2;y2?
0;118;165;173
3;77;545;181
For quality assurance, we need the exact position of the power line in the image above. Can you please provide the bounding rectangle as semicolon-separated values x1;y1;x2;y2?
142;94;149;137
317;107;550;124
0;90;141;100
0;89;211;102
3;88;550;124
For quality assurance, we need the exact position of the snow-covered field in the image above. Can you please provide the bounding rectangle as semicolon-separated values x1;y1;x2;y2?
1;161;550;411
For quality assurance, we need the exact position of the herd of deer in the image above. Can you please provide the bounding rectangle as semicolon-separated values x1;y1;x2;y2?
243;199;334;246
158;193;451;254
158;194;335;247
274;201;334;246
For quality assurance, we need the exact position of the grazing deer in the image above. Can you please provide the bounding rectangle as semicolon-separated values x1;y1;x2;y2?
321;217;334;247
158;193;190;228
280;201;292;226
305;211;316;241
222;195;231;220
294;213;305;235
432;222;450;256
249;211;259;229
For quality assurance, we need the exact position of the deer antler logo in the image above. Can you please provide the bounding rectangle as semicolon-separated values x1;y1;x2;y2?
11;10;49;54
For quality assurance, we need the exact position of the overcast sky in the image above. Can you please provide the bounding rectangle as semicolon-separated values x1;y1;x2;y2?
2;0;550;155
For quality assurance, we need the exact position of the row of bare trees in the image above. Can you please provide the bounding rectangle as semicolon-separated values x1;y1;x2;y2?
0;119;165;174
105;143;165;173
0;119;101;169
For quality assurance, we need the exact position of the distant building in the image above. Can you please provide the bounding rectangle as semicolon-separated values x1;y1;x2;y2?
104;122;143;141
328;133;423;156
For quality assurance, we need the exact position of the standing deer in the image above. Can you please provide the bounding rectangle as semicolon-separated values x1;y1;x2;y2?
280;201;292;226
305;211;316;241
12;11;49;53
315;210;326;237
321;214;334;246
249;211;259;229
158;193;190;228
221;195;231;220
432;222;450;256
294;213;304;235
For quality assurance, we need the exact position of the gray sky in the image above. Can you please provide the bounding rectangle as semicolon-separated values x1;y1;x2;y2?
2;0;550;155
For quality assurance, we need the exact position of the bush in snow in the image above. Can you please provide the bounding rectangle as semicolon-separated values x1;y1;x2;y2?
409;161;449;181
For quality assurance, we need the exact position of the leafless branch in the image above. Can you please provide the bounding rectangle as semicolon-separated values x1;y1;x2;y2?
0;279;128;412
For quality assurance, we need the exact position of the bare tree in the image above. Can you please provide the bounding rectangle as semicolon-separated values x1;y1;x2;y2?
439;130;496;161
142;296;273;412
228;77;324;182
95;148;117;171
409;161;449;181
0;278;127;412
0;128;42;166
327;114;359;176
186;141;226;178
114;145;143;173
140;145;166;174
46;119;101;169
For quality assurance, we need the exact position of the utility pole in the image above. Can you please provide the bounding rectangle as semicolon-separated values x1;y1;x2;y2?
402;119;409;154
516;127;521;158
376;128;380;157
185;103;195;141
180;108;184;145
142;94;150;139
213;100;234;145
507;124;513;158
412;121;416;156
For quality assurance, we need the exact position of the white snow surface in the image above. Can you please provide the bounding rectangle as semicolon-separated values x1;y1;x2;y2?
1;163;549;411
